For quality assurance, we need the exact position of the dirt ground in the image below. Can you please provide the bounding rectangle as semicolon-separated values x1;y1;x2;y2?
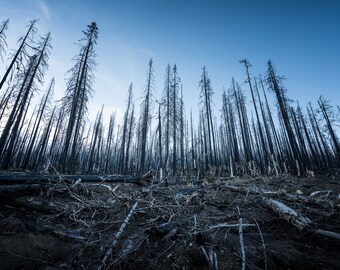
0;173;339;270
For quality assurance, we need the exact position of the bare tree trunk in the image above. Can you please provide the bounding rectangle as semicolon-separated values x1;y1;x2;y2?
0;20;37;91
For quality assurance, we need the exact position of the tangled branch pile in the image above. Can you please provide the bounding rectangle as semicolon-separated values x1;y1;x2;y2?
0;173;339;269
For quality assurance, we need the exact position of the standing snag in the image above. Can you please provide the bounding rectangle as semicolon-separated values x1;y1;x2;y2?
138;58;155;173
60;22;98;173
0;19;9;62
0;19;37;92
0;32;51;169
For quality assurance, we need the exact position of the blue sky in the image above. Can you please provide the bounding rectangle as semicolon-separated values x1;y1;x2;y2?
1;0;340;125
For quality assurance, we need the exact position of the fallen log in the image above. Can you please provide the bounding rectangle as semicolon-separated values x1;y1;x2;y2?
0;184;44;196
225;185;337;209
262;198;314;231
316;229;340;240
0;171;153;185
223;185;340;240
9;197;62;213
98;201;139;270
263;198;340;240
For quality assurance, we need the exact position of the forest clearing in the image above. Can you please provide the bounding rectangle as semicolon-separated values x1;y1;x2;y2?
1;5;340;269
0;171;339;269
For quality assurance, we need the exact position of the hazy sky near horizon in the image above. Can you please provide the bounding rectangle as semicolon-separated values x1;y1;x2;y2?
1;0;340;125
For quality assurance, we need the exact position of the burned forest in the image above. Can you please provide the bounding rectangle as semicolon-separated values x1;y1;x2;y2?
0;19;339;270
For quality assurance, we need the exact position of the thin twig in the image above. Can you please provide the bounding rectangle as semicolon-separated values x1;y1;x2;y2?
209;223;255;230
237;206;246;270
253;218;267;270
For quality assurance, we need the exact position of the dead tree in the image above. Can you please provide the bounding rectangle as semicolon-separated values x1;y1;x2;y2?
189;111;198;177
0;32;51;169
240;59;269;172
87;107;103;173
103;112;116;173
199;66;217;170
171;65;181;175
0;19;37;91
180;85;185;173
162;64;172;170
307;104;331;170
0;19;9;62
318;96;340;164
22;78;54;169
267;60;303;175
138;58;155;173
124;106;135;173
222;87;240;175
296;104;320;171
232;79;253;169
119;83;134;173
33;106;56;169
48;105;66;164
60;22;98;173
157;101;163;177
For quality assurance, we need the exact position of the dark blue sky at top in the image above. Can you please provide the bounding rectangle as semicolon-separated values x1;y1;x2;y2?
1;0;340;123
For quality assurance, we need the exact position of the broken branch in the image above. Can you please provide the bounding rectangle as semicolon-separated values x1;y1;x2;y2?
98;201;139;270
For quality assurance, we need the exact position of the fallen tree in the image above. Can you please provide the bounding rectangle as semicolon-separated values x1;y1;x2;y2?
262;198;314;231
0;171;153;185
98;201;139;270
10;197;62;214
0;184;44;196
222;184;340;240
263;197;340;240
